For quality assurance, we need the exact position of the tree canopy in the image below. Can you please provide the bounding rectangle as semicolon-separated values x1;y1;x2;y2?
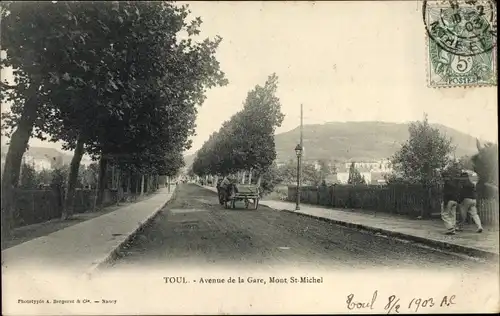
472;141;498;199
192;74;284;178
347;162;366;185
389;114;454;185
2;1;227;173
1;1;227;233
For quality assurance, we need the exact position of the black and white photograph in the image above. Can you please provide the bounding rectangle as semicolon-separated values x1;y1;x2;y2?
1;1;498;314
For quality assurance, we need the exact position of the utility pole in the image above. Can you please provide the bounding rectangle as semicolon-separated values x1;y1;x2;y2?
300;103;303;148
300;103;303;178
295;104;304;211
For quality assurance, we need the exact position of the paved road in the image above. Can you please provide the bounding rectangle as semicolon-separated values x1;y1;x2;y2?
108;184;496;271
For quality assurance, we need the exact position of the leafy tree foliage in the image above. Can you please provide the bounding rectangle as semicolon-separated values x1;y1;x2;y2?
192;74;284;183
244;159;324;187
390;114;454;185
36;169;53;186
19;163;37;189
80;163;99;188
347;162;366;185
253;163;282;195
1;1;67;236
347;163;363;185
50;165;69;187
232;74;285;172
472;141;498;199
1;1;227;229
317;159;336;182
441;159;464;180
458;155;474;171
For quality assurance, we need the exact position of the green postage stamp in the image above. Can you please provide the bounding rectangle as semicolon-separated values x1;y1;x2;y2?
423;0;497;87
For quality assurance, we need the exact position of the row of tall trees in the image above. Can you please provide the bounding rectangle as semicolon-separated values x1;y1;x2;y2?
191;74;284;186
1;1;227;237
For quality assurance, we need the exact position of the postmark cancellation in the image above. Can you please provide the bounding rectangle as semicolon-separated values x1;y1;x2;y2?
424;0;497;87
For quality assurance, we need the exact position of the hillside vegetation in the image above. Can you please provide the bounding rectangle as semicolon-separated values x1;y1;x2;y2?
274;121;481;163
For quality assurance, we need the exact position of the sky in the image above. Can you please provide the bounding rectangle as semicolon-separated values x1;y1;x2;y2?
1;1;498;157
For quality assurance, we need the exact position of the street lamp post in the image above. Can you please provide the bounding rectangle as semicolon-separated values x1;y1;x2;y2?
295;144;303;211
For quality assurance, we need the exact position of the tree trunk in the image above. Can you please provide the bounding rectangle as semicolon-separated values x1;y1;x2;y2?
62;137;85;220
241;171;247;184
96;156;108;208
136;174;141;194
1;90;40;239
257;174;263;187
248;169;253;185
127;171;131;194
140;174;145;195
116;168;123;205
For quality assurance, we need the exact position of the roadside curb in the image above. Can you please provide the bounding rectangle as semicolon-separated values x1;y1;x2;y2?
195;185;498;259
263;205;499;260
84;185;178;277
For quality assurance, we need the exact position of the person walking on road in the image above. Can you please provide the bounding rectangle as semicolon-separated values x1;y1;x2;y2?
219;175;234;201
220;175;231;193
441;172;460;235
457;171;483;233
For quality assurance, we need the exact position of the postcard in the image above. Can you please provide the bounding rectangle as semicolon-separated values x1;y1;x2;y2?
1;1;498;315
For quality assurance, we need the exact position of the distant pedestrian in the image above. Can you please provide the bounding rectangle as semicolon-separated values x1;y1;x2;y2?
441;172;460;235
218;175;232;201
457;171;483;233
220;175;231;189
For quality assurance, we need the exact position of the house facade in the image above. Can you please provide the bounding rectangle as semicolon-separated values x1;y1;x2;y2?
325;159;393;185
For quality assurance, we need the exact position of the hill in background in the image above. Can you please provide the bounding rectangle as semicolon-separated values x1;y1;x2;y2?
274;121;482;163
1;145;92;166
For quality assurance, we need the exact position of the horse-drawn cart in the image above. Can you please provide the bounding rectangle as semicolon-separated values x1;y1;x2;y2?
218;183;260;210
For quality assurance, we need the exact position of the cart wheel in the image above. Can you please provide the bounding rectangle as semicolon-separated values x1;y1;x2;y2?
253;198;259;210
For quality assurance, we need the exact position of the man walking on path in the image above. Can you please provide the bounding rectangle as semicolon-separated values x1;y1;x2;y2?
219;175;238;202
441;172;460;235
457;171;483;233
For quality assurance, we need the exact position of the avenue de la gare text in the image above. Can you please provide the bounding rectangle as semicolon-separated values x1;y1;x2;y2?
163;276;324;285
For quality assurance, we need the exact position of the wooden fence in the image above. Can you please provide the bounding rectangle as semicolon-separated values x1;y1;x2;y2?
12;188;127;228
287;184;499;226
477;199;499;226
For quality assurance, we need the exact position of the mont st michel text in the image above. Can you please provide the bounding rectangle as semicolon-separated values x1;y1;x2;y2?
164;276;324;285
270;276;324;284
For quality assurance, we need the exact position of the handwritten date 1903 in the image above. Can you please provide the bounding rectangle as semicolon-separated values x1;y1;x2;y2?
346;291;456;314
384;294;456;314
408;295;456;312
